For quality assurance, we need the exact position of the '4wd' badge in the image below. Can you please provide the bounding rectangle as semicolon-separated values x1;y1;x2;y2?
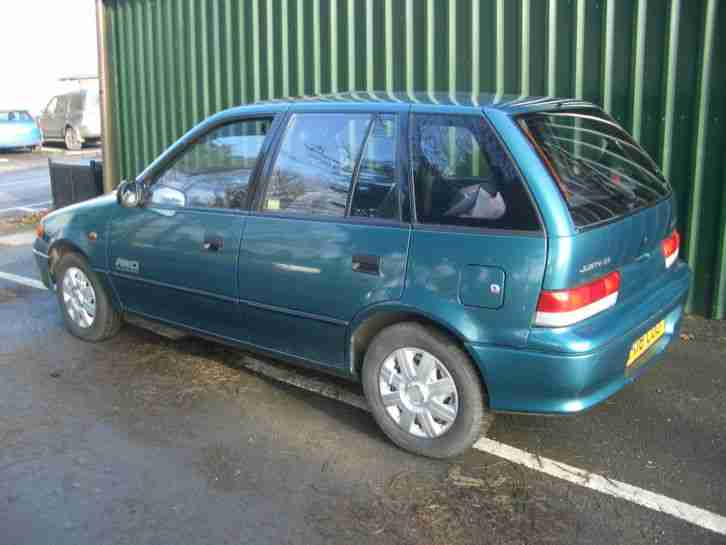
115;257;139;274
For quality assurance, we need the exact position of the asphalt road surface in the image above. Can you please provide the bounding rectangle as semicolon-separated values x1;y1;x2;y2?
0;145;101;218
1;231;725;544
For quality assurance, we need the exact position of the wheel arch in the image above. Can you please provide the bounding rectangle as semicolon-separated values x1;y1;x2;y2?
347;305;489;394
48;239;89;282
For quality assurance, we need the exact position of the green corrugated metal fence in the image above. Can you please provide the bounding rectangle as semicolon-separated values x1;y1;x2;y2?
103;0;725;318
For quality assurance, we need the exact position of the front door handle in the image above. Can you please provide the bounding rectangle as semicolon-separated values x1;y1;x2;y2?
203;235;223;252
352;254;381;275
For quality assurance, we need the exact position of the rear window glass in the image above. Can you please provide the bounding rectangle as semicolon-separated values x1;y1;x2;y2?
519;110;671;227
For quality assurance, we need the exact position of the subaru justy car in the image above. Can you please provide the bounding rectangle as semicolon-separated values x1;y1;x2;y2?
33;93;691;458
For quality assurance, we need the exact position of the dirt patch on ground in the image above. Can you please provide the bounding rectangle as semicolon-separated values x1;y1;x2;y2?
96;333;259;414
0;211;48;236
680;315;726;345
308;463;576;545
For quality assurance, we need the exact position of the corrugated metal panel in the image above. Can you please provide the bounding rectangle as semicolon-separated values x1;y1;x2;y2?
104;0;725;318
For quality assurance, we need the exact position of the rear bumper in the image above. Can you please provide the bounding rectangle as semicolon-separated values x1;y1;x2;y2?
468;260;691;414
78;125;101;140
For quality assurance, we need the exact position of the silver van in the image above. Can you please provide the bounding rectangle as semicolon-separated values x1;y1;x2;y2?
38;89;101;150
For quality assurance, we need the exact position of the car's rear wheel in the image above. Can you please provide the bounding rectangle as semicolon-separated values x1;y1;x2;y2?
55;253;121;341
64;126;82;151
362;322;492;458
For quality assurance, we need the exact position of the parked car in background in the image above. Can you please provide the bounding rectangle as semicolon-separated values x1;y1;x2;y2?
33;93;690;458
37;89;101;150
0;110;42;152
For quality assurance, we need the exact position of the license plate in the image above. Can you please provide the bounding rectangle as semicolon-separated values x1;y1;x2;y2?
627;320;665;367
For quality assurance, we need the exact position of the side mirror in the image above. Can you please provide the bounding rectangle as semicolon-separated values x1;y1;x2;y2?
116;179;144;208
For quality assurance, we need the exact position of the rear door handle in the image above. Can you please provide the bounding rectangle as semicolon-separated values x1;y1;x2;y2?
352;254;380;275
203;235;223;252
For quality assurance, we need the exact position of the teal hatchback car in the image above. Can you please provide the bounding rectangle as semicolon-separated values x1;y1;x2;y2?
34;93;690;458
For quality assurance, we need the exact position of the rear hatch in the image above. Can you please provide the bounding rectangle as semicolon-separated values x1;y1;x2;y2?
518;108;679;327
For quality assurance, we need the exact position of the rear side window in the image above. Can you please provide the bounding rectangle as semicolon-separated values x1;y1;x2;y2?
262;112;401;220
519;110;671;227
411;114;540;231
56;96;68;114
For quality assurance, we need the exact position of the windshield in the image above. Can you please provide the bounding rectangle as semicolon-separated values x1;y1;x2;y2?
519;109;671;228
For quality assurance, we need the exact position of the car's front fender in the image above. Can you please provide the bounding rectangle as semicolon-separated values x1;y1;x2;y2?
41;193;118;272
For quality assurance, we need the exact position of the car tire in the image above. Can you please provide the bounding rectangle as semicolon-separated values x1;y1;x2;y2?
64;126;82;151
362;322;493;459
55;253;121;342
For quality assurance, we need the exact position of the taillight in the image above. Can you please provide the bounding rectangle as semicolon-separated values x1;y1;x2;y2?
535;271;621;327
661;229;680;268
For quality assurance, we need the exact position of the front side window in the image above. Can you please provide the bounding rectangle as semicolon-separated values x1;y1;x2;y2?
150;118;271;210
411;114;540;231
262;112;401;220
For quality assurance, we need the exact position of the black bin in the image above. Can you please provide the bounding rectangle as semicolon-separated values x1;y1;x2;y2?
49;159;104;210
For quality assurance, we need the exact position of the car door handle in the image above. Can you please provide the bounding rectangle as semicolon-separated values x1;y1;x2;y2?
202;236;223;252
352;254;380;275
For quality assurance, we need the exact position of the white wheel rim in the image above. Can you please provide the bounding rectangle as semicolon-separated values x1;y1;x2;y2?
62;267;96;329
378;347;459;439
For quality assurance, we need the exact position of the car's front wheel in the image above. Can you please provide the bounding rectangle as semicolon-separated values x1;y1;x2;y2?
362;322;493;458
55;253;121;342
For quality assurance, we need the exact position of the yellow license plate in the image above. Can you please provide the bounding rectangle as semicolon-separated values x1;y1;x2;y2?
627;320;665;367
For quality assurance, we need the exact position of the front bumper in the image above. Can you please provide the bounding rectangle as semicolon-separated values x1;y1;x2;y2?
33;237;53;289
467;261;691;414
